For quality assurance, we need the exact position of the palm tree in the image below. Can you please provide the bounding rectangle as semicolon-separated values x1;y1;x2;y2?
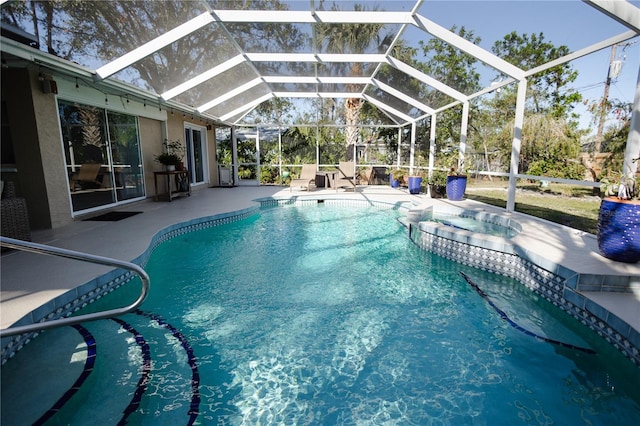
315;3;394;149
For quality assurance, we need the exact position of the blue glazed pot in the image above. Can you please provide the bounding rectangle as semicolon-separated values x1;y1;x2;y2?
597;198;640;263
389;174;399;188
446;175;467;201
408;176;422;194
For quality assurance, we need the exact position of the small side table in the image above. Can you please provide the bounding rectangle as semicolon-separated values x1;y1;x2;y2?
154;170;191;201
320;171;338;188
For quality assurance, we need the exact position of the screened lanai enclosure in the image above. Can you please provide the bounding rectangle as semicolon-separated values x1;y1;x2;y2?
1;0;639;209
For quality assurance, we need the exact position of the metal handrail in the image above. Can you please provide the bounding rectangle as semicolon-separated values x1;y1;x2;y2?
0;236;150;338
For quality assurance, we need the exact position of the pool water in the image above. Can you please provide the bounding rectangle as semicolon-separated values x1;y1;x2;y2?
2;204;639;425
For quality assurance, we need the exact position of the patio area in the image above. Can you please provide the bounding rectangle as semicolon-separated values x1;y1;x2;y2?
1;185;638;360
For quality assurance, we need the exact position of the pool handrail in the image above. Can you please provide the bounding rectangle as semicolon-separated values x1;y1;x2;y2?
0;236;150;338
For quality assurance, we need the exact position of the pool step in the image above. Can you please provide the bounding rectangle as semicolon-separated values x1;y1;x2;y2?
0;311;200;425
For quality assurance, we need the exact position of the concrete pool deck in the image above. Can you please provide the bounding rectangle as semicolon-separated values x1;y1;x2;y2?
1;185;639;342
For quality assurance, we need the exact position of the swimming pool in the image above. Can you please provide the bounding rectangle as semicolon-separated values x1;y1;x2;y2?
1;202;639;424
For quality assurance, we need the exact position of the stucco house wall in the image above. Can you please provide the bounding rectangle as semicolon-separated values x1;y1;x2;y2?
1;66;219;231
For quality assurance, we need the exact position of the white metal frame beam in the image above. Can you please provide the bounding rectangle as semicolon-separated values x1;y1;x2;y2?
211;7;527;124
161;54;245;100
95;12;215;80
197;77;263;113
262;76;371;85
386;56;467;102
245;52;388;63
371;78;436;114
623;68;640;177
412;14;525;81
507;79;528;212
526;30;639;77
272;92;359;98
363;94;416;123
26;1;636;132
212;10;414;24
584;0;640;32
92;3;518;127
220;93;273;122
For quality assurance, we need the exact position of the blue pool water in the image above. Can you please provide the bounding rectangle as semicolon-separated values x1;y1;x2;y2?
2;203;639;425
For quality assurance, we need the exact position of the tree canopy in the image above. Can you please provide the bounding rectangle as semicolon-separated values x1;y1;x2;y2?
2;1;599;179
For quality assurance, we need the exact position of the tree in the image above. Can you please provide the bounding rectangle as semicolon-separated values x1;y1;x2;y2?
415;26;482;167
492;31;581;119
468;100;512;176
591;100;633;178
3;0;307;109
472;32;585;178
315;2;395;149
251;98;295;125
418;25;482;103
520;114;585;179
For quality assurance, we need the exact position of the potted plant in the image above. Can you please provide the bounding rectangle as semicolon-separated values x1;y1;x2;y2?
155;139;185;171
428;170;447;198
407;169;424;194
387;168;407;189
598;171;640;263
446;165;468;201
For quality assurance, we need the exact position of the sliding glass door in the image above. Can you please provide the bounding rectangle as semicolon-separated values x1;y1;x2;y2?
108;111;144;202
184;124;207;185
59;100;145;213
235;128;259;186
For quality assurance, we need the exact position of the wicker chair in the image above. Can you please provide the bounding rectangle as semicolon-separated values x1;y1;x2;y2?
1;181;31;241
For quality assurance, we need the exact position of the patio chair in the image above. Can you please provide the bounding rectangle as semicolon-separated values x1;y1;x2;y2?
334;161;358;191
69;163;103;191
289;164;317;191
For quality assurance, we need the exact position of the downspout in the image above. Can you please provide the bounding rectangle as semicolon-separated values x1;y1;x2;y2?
278;124;283;185
428;114;437;196
428;114;437;174
256;126;261;186
397;127;402;168
623;67;640;177
459;101;469;170
231;125;239;185
316;121;320;170
507;78;528;212
409;121;416;175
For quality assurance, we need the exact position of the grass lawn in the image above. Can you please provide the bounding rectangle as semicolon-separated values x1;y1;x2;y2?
465;178;601;234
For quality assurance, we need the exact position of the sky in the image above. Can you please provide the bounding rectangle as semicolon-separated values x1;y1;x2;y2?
406;0;639;135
